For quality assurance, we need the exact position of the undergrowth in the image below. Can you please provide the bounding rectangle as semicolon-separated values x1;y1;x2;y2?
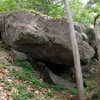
12;60;64;91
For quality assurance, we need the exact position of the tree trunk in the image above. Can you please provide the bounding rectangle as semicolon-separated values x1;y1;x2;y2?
16;0;20;8
94;14;100;99
42;0;45;14
64;0;85;100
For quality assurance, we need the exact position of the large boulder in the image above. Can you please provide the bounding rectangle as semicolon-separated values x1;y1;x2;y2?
0;10;94;65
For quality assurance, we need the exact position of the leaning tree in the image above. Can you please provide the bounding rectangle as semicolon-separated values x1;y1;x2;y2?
94;14;100;99
64;0;85;99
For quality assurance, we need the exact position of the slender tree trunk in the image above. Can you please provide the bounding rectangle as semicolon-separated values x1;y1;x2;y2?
64;0;85;100
94;15;100;99
47;0;49;16
16;0;20;9
16;0;18;6
42;0;45;14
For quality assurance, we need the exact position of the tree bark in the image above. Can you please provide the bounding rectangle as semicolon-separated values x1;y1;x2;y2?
16;0;20;8
42;0;45;14
94;14;100;99
64;0;85;100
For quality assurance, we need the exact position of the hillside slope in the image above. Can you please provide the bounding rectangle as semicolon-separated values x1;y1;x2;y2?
0;39;98;100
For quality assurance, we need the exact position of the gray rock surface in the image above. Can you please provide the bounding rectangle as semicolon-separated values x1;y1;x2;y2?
0;10;94;65
74;22;95;48
46;67;76;89
11;48;27;60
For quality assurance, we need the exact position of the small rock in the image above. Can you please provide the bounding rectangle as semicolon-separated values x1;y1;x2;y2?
11;48;27;60
0;57;10;65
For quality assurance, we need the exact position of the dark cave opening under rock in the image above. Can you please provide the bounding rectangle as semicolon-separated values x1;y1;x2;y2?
28;58;76;85
29;58;91;88
44;61;89;87
44;61;75;79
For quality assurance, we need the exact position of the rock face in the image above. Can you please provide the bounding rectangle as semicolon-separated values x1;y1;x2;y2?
74;22;95;48
11;48;27;60
0;10;94;65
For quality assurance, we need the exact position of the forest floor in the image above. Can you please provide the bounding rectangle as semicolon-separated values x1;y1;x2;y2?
0;40;98;100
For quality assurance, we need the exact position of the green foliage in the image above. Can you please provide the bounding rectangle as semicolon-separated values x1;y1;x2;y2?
36;95;41;100
12;60;64;90
0;0;95;26
14;60;34;81
70;0;94;26
85;73;97;89
87;0;100;14
12;83;34;100
5;80;15;91
0;0;64;17
92;88;98;99
69;87;78;95
0;0;17;12
86;0;100;22
96;2;100;13
5;80;34;100
3;59;64;99
46;1;64;17
90;58;98;65
69;87;87;96
69;72;98;97
84;73;98;99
